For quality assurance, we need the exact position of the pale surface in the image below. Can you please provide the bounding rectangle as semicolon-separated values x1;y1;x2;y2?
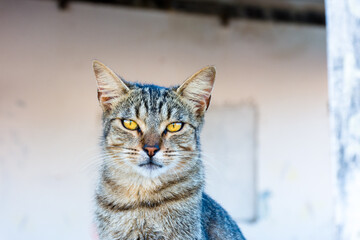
326;0;360;239
0;0;331;239
203;104;256;221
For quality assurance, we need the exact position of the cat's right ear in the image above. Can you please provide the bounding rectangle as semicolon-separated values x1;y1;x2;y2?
176;66;216;117
92;60;129;112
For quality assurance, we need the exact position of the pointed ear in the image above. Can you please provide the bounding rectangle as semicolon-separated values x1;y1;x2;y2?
92;60;130;112
176;66;216;116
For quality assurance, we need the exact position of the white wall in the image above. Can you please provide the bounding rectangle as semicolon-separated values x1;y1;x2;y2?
0;0;332;239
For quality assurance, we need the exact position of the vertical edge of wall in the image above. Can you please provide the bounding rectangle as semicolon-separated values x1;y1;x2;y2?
326;0;360;239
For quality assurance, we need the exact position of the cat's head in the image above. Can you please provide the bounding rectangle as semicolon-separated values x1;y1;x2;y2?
93;61;215;178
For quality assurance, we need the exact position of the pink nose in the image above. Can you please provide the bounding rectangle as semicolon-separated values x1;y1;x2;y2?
143;145;160;157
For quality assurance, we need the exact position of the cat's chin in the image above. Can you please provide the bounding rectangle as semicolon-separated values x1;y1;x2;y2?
136;162;168;178
139;162;163;170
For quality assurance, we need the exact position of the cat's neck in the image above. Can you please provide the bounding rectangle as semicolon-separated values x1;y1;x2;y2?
97;161;205;208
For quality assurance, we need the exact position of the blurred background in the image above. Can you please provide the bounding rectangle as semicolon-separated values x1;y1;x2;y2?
0;0;331;239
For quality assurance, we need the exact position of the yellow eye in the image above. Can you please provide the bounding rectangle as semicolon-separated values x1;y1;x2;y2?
166;122;183;132
122;119;139;130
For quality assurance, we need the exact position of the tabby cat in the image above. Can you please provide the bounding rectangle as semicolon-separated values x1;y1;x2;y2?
93;60;246;240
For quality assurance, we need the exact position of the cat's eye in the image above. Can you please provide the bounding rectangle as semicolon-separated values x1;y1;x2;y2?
166;122;183;132
122;119;139;131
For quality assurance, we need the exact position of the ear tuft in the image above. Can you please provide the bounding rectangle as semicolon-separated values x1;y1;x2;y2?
92;60;129;112
177;66;216;116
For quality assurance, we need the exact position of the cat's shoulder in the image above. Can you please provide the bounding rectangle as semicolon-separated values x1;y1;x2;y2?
201;193;246;240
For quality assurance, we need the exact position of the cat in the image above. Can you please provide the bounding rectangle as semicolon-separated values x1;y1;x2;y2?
93;60;246;240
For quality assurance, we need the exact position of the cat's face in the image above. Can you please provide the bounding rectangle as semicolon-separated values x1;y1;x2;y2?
93;61;215;178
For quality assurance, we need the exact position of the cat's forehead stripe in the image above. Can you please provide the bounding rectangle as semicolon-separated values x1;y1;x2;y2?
110;86;192;127
135;103;140;119
137;87;171;121
138;101;147;119
158;100;163;114
142;89;149;113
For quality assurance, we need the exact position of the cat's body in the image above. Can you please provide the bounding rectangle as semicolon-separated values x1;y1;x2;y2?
93;61;245;240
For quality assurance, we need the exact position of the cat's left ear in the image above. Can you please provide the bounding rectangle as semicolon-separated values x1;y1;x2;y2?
177;66;216;116
93;60;130;112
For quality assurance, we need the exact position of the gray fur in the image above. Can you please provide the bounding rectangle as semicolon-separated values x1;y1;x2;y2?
93;61;246;240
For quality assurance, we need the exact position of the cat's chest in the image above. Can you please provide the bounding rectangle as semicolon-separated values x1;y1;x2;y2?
105;208;199;240
107;210;169;240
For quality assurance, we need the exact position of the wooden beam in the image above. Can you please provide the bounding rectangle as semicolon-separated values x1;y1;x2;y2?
59;0;325;26
58;0;69;10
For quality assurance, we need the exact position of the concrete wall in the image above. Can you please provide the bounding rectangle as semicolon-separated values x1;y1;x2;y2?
0;0;332;239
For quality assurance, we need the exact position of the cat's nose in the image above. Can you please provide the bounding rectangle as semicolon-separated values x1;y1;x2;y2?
143;144;160;157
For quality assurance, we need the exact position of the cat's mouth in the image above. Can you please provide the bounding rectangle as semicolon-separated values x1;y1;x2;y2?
138;159;163;170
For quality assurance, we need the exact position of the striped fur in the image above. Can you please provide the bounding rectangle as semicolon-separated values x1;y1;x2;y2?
93;61;245;240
